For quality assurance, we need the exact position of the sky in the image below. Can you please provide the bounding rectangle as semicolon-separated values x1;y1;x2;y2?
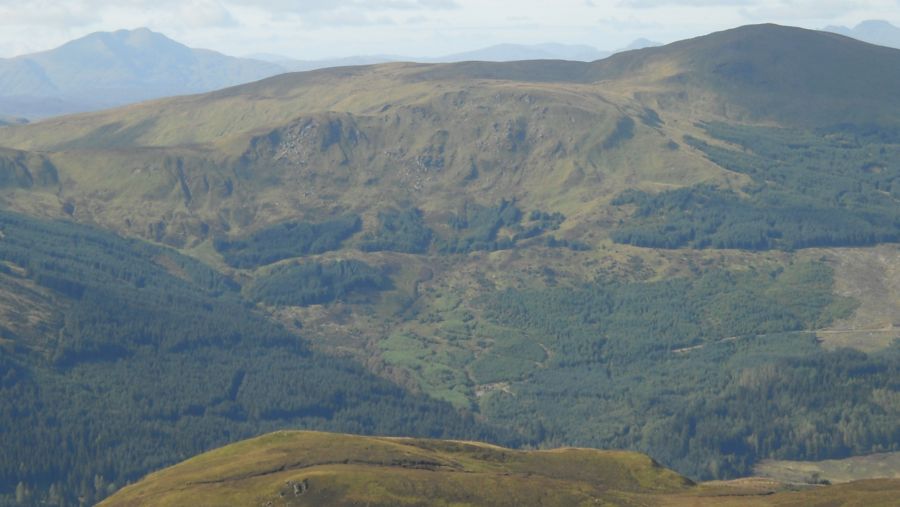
0;0;898;59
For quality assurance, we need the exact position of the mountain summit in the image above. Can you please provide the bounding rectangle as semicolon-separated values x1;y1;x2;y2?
590;23;900;125
0;28;283;118
825;20;900;49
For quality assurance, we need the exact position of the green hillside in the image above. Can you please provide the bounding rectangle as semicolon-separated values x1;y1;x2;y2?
100;431;900;507
0;26;895;252
1;23;900;506
612;122;900;249
592;24;900;126
98;431;692;506
0;210;505;506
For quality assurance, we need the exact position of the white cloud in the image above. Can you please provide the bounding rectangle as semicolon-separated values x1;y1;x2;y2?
0;1;97;28
736;0;892;22
113;1;238;29
618;0;753;7
222;0;459;15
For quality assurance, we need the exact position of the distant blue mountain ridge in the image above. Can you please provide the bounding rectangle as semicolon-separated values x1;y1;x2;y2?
0;28;668;120
4;20;897;121
824;20;900;49
0;28;283;119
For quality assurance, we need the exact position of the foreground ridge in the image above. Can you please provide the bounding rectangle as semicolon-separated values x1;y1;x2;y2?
101;431;900;507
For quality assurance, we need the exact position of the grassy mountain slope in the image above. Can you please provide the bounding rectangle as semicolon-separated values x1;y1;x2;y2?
0;26;895;250
0;65;714;248
100;431;900;507
2;22;900;504
592;24;900;126
97;430;692;507
4;25;897;148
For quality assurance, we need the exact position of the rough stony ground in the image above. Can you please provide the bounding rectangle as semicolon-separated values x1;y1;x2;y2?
816;246;900;352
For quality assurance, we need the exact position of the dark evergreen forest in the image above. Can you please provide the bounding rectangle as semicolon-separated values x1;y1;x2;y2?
0;211;506;506
477;263;900;479
613;123;900;249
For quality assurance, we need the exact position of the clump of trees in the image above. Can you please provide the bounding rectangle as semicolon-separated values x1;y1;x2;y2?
613;123;900;250
214;215;361;268
359;208;433;254
246;260;392;307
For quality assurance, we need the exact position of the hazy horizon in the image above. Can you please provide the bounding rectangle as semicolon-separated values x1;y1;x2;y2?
0;0;897;60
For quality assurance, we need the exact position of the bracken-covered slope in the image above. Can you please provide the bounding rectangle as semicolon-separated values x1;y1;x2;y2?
100;431;900;507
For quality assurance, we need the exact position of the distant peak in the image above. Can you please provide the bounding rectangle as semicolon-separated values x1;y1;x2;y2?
53;27;189;56
823;20;900;34
821;19;900;50
731;23;794;33
619;38;662;52
701;23;839;42
76;27;176;45
109;27;154;36
856;19;898;29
